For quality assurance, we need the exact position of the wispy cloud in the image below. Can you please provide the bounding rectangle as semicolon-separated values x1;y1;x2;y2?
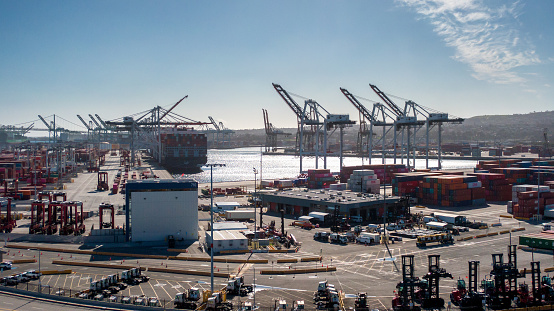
398;0;541;84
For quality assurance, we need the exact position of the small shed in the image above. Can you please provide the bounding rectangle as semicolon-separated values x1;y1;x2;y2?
205;230;248;253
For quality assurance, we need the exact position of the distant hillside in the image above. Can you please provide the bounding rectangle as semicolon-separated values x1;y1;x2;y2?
442;111;554;143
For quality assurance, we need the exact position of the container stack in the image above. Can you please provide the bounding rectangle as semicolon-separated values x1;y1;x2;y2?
340;164;408;185
417;175;483;207
490;167;531;185
392;172;442;197
347;169;380;193
468;173;511;201
510;184;554;217
307;169;337;189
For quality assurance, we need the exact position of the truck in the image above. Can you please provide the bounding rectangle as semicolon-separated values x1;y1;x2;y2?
416;232;454;247
313;231;330;241
432;212;466;226
291;220;315;229
356;232;379;244
227;276;253;296
174;287;202;309
308;212;330;225
225;209;255;221
330;232;348;244
121;268;149;285
423;216;438;223
206;291;233;311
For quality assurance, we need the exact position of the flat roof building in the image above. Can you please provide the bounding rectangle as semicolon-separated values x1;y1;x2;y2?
260;189;405;222
125;179;198;243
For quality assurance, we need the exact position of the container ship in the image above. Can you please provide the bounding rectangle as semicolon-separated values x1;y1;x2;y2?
160;127;207;173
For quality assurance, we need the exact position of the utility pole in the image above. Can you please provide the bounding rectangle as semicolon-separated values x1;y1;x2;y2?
205;163;225;293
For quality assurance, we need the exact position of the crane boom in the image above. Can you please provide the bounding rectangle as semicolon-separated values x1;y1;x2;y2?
95;114;112;129
76;115;91;130
88;114;102;129
159;95;188;121
272;83;305;120
263;109;271;134
369;84;404;117
37;115;51;130
208;116;220;131
340;88;375;122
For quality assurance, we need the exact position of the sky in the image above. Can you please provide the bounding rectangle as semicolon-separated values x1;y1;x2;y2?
0;0;553;132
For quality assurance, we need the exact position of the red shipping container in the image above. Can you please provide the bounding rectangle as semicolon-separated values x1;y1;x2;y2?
518;191;538;200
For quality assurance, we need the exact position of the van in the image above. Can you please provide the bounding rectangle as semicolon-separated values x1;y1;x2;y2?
350;216;363;223
367;224;380;232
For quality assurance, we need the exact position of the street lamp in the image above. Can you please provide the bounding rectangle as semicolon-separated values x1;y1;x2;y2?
204;163;225;294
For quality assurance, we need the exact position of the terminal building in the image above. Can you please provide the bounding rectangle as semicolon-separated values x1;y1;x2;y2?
259;189;406;221
125;179;198;243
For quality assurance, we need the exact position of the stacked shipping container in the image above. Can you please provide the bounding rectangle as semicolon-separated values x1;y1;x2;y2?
307;169;337;189
417;175;485;207
346;169;380;193
467;173;511;201
340;164;408;185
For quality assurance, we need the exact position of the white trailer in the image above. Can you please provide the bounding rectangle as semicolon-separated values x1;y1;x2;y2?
309;212;330;225
225;209;255;221
432;212;466;225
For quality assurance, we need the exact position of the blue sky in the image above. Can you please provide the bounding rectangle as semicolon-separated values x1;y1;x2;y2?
1;0;552;131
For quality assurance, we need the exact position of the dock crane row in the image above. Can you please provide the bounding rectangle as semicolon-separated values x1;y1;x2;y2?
105;96;211;166
262;108;291;152
272;83;355;172
341;84;463;170
200;116;234;148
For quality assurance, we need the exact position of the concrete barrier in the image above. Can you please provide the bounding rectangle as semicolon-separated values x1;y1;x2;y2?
487;232;499;236
41;269;72;275
276;258;298;263
301;257;322;262
12;259;37;264
474;234;487;238
260;266;336;275
512;227;526;232
499;215;513;218
499;230;511;234
169;256;268;264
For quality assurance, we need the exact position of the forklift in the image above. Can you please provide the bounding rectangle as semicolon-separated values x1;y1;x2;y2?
420;255;453;309
392;255;426;311
354;292;370;311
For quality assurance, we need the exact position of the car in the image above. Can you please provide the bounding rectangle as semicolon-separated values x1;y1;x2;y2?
94;294;104;301
5;276;18;286
55;290;65;296
0;262;12;270
109;295;118;302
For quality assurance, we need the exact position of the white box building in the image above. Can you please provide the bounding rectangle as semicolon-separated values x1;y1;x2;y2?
125;179;198;243
205;230;248;253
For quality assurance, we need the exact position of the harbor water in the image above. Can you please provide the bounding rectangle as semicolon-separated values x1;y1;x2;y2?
176;147;478;183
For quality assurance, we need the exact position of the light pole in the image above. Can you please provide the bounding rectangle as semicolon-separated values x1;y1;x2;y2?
252;167;258;309
204;163;225;294
253;168;258;233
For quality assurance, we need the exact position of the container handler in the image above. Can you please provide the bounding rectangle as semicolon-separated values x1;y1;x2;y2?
174;287;202;309
29;200;45;234
354;292;370;311
99;203;115;229
206;291;233;311
292;300;304;311
274;299;287;311
226;276;253;296
97;171;109;191
0;198;16;233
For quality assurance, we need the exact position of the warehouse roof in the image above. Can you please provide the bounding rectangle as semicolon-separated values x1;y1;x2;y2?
260;188;400;213
206;230;247;241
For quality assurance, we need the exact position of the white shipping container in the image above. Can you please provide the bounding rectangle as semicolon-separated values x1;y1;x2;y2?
507;201;513;209
507;206;513;214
